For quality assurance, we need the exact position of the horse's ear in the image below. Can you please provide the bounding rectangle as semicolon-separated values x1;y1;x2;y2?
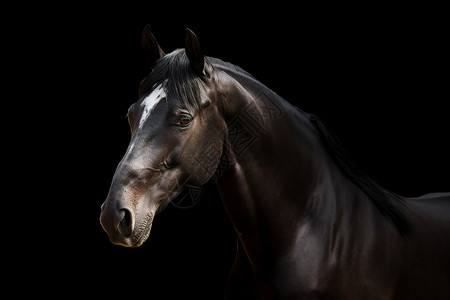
185;28;205;76
141;24;165;66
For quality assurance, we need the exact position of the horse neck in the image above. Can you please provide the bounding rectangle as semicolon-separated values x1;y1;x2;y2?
213;68;377;268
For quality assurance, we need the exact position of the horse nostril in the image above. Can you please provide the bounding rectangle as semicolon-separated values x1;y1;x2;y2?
118;208;133;238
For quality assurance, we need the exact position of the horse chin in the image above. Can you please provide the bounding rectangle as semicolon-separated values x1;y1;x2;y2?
129;212;154;247
128;191;182;247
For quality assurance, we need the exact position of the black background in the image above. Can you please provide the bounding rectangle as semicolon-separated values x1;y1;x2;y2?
16;3;449;299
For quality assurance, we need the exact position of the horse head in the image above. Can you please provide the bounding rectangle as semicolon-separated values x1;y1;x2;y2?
100;26;225;247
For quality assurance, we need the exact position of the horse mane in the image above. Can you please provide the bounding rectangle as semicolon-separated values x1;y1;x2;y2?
308;114;411;235
207;56;256;80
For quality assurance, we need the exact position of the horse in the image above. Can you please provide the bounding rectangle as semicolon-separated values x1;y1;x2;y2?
100;25;450;299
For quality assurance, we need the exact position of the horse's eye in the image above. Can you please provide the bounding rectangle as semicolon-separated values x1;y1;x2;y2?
176;115;193;127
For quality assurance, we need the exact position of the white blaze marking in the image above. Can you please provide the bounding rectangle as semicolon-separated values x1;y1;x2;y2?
138;84;166;128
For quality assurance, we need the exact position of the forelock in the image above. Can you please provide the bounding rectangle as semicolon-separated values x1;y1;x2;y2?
139;49;204;112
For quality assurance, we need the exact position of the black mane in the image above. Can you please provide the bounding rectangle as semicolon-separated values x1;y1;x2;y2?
308;114;411;235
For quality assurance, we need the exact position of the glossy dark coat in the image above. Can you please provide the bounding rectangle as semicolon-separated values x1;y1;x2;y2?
100;26;450;299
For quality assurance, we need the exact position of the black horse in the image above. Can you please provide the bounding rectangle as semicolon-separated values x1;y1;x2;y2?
100;25;450;299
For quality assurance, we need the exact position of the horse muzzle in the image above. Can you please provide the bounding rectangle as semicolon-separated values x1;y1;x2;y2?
100;202;153;247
